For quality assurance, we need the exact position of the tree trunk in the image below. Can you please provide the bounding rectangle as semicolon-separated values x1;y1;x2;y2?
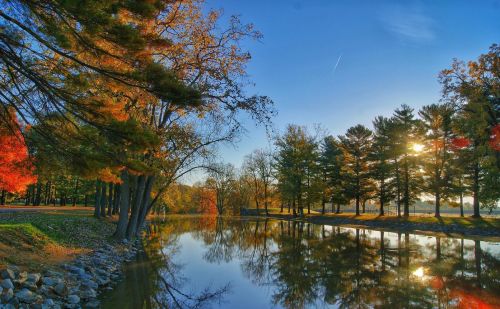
126;175;146;239
107;182;113;216
336;202;340;214
84;195;88;207
435;191;441;217
355;195;360;216
114;170;131;239
403;155;409;217
264;183;269;216
362;199;366;213
25;187;30;205
72;178;79;207
94;180;102;218
136;176;155;237
472;162;480;218
35;182;42;206
0;190;5;205
100;182;107;217
395;159;401;217
113;183;120;215
44;182;50;205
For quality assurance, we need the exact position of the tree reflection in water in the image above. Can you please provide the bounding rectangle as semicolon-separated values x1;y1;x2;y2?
101;216;500;308
100;222;230;308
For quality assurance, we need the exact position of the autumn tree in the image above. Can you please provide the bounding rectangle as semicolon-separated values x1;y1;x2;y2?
206;163;236;215
0;108;36;204
440;44;500;217
243;149;274;215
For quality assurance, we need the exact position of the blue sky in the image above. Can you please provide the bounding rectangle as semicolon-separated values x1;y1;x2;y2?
204;0;500;170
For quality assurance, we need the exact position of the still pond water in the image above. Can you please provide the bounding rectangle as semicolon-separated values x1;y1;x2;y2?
100;216;500;308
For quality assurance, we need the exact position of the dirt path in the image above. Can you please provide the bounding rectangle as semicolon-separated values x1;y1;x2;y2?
0;205;92;213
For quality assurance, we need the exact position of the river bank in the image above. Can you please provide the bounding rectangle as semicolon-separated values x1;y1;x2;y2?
245;209;500;240
0;209;142;308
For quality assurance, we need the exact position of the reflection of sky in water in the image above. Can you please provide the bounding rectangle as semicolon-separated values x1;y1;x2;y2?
101;218;500;309
177;233;277;309
167;222;498;308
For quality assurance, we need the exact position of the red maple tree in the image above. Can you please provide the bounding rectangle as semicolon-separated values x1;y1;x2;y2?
0;109;37;201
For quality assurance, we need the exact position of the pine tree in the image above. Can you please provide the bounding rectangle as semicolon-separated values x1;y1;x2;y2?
339;125;374;216
369;116;395;216
419;103;456;217
319;136;346;214
391;105;423;217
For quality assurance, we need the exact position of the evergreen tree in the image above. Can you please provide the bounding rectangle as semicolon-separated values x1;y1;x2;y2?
319;136;346;214
391;105;424;217
419;103;456;217
369;116;395;216
339;125;374;216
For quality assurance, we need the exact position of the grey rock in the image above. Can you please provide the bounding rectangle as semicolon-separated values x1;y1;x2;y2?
27;273;41;284
22;281;38;291
80;280;97;290
15;288;36;303
66;295;80;304
41;277;59;286
1;288;13;302
95;276;110;286
53;282;67;296
0;269;15;280
1;279;14;289
84;300;100;308
78;287;96;300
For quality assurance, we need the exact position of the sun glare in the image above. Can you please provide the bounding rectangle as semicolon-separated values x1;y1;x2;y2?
412;143;425;152
413;267;425;278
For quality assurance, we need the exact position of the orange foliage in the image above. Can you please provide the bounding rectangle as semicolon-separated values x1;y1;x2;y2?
451;137;471;150
489;124;500;151
197;187;217;215
0;110;37;193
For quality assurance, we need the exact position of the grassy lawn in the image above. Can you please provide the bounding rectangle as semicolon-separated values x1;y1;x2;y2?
0;209;116;270
250;207;500;230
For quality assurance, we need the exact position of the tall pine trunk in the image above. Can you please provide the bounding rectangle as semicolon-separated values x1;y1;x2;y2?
94;180;102;218
472;162;480;218
107;183;113;216
99;181;107;217
114;170;131;239
72;178;79;207
126;175;146;239
136;176;155;237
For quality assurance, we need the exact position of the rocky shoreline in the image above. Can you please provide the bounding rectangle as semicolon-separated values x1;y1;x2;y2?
0;239;141;309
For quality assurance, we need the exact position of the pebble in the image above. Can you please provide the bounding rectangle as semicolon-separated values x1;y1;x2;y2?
0;280;13;290
0;234;142;307
15;288;36;303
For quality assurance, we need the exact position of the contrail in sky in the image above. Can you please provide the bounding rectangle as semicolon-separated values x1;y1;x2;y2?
333;54;342;75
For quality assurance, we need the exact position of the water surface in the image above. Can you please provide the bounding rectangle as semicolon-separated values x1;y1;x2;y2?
100;216;500;308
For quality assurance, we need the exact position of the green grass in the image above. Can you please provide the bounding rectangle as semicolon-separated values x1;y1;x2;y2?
248;208;500;230
0;210;117;270
0;210;116;247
